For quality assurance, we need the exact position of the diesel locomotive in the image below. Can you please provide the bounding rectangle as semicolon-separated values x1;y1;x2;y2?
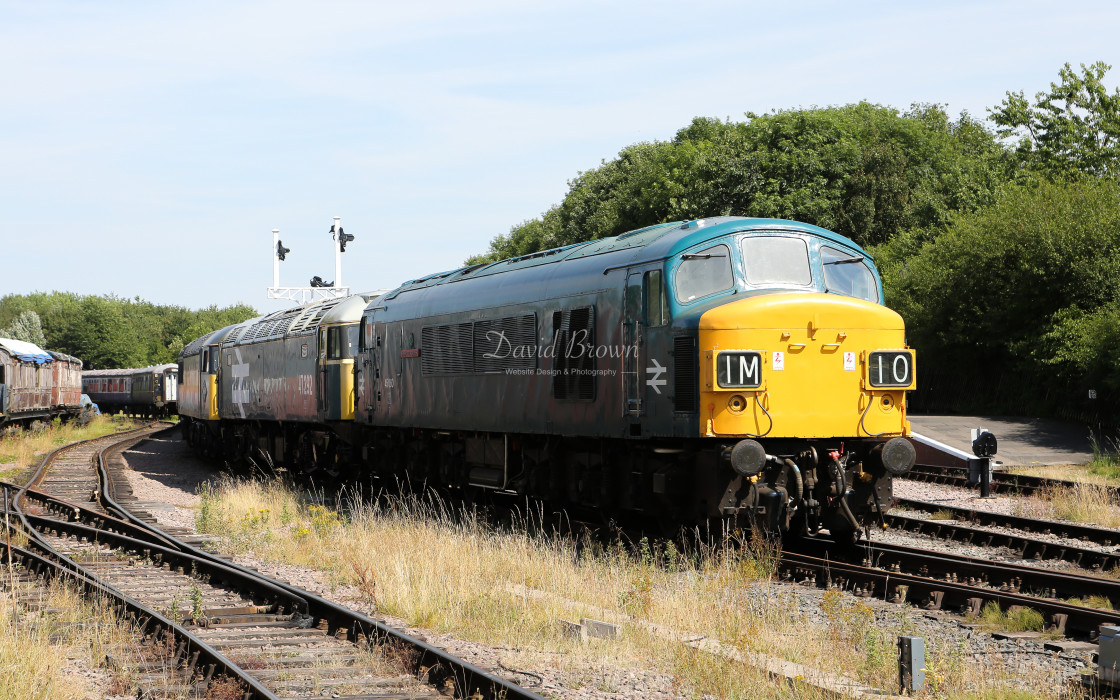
178;217;916;539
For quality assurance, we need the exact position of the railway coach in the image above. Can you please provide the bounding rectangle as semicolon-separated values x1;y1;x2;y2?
0;338;83;428
83;364;179;417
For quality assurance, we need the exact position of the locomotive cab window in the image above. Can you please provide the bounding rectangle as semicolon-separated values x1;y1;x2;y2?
345;325;359;358
644;270;668;327
325;326;358;360
741;236;812;286
674;244;733;303
821;246;878;303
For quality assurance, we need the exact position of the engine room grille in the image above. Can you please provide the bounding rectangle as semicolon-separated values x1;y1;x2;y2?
674;335;698;412
473;315;537;373
421;323;474;375
552;306;596;401
421;313;537;375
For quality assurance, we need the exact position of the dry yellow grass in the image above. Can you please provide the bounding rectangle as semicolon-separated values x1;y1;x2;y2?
0;579;151;699
196;477;1078;699
1009;436;1120;488
0;415;130;481
1007;463;1120;486
1031;482;1120;528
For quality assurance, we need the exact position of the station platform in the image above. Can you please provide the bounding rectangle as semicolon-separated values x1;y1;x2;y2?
909;414;1096;466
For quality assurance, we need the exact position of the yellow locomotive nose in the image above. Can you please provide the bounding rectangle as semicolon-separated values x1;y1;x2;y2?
698;293;914;439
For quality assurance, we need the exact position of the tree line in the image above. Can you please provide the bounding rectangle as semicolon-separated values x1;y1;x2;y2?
470;62;1120;422
0;293;257;369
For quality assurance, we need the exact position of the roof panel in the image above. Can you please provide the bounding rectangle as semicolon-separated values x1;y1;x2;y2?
0;337;53;363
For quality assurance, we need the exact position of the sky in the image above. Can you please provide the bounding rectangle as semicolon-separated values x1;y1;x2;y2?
2;1;1119;313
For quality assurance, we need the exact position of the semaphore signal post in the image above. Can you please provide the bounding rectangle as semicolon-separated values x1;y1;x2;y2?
267;216;354;304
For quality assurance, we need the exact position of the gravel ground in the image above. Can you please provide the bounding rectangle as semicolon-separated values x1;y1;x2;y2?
895;479;1059;520
108;434;1101;698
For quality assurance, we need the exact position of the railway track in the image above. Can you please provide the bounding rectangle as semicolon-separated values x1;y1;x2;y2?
785;537;1120;638
4;423;542;699
11;423;1115;692
0;540;195;693
778;452;1120;637
905;463;1120;500
887;498;1120;570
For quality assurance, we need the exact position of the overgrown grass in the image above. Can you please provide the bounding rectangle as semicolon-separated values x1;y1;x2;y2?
1019;482;1120;529
1006;435;1120;527
195;477;1078;698
975;601;1048;634
1088;434;1120;478
1007;463;1120;486
0;415;127;480
0;579;149;698
1066;594;1114;610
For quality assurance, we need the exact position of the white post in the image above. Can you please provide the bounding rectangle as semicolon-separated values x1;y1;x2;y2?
273;228;280;288
333;216;342;289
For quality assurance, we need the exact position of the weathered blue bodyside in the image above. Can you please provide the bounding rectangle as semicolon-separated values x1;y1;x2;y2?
354;217;882;440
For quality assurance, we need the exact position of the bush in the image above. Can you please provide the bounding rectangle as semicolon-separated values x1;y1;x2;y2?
875;178;1120;418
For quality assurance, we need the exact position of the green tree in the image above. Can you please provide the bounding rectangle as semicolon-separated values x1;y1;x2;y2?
60;296;142;369
989;61;1120;179
1;310;47;347
875;178;1120;412
470;103;1008;262
0;292;257;369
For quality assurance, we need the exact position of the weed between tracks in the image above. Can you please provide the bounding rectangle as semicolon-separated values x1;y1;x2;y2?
0;415;130;481
1005;435;1120;528
1009;481;1120;529
975;601;1049;635
0;578;166;699
196;477;1079;699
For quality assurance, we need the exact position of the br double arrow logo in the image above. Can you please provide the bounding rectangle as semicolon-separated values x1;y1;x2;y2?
646;359;667;394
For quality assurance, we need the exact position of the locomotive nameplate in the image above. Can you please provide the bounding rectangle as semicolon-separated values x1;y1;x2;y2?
400;348;420;358
715;350;762;389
